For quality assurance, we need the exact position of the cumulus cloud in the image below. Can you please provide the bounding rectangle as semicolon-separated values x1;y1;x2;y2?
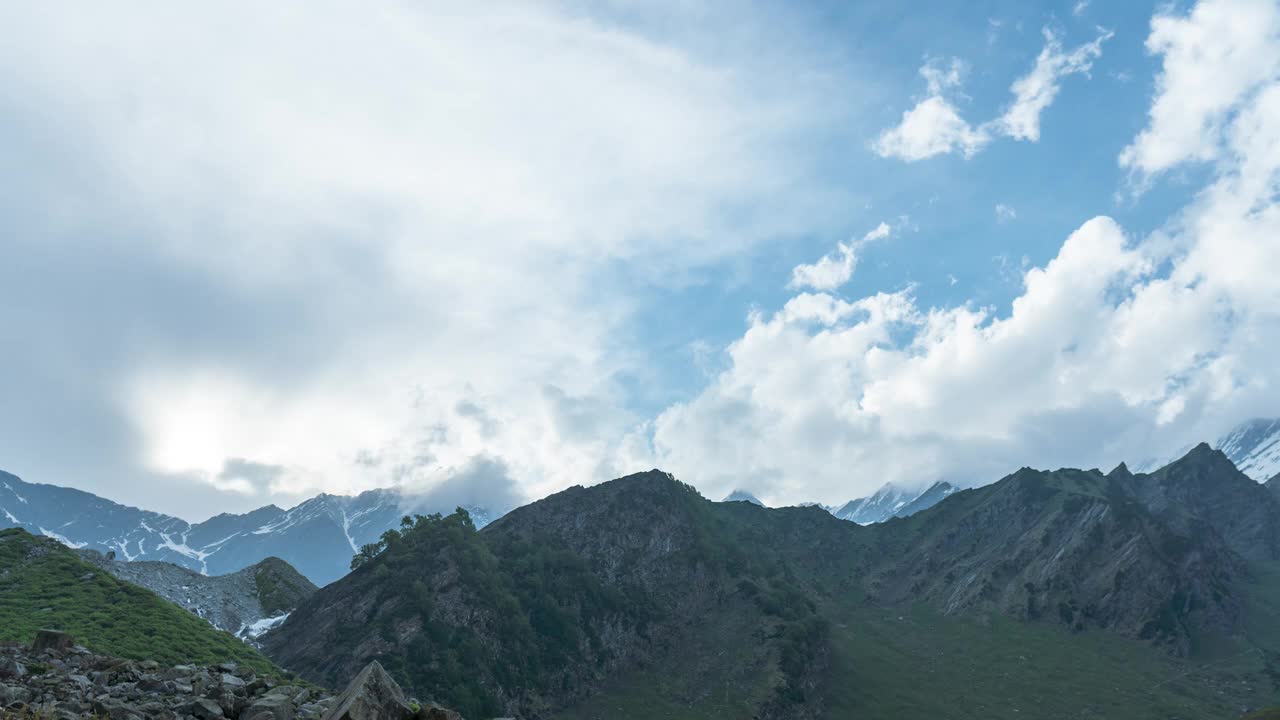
643;0;1280;505
1120;0;1280;178
873;59;990;161
789;222;894;291
995;204;1017;222
874;29;1111;161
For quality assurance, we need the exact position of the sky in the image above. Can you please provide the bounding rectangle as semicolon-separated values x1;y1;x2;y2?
2;0;1279;519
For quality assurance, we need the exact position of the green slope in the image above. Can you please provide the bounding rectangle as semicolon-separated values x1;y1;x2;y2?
0;528;278;673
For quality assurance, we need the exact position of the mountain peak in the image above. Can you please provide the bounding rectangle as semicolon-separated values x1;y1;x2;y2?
1108;461;1132;479
722;489;764;506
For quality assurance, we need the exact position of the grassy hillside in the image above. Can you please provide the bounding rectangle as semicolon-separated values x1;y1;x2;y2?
0;528;278;673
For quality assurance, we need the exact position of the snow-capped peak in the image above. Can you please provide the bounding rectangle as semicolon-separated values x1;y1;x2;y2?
1215;418;1280;482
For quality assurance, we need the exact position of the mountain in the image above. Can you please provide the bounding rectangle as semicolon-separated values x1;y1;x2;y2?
262;450;1280;719
1124;445;1280;561
864;452;1260;653
265;473;845;719
76;550;317;641
721;489;765;505
1215;417;1280;481
0;527;278;672
832;481;954;524
893;480;956;518
0;469;496;586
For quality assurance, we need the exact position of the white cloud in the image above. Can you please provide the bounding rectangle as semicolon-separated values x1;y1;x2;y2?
872;58;989;161
995;204;1018;222
1073;1;1091;17
789;222;894;291
642;0;1280;505
874;29;1112;161
996;28;1112;141
0;2;853;514
1120;0;1280;178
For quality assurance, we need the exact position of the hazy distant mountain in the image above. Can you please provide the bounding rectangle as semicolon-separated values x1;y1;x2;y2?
0;469;496;586
833;480;955;524
721;489;765;506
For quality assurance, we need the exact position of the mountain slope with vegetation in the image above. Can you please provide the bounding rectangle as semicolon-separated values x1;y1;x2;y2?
0;528;279;673
264;476;841;719
263;445;1280;718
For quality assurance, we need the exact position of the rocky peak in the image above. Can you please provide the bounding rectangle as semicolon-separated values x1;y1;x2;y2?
1127;441;1280;561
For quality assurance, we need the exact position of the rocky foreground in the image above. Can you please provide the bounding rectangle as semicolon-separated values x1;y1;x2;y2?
0;630;463;720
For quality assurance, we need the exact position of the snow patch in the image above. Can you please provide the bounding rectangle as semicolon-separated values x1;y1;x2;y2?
2;482;26;504
39;527;87;549
239;613;290;639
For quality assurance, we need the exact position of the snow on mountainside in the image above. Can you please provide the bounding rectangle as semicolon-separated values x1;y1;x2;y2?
0;469;497;586
833;481;955;524
1215;418;1280;482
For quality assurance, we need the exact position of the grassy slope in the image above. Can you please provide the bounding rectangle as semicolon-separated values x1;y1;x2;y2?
561;591;1280;720
0;528;278;673
823;600;1276;720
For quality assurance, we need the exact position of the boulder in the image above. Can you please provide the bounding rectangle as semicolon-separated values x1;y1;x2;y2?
186;696;226;719
31;629;76;654
320;661;415;720
0;656;25;679
243;690;296;720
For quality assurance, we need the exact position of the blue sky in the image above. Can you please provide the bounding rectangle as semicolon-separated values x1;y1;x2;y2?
2;0;1278;518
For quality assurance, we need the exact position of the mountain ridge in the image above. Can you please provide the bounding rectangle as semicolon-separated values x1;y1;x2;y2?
0;469;496;586
261;447;1280;717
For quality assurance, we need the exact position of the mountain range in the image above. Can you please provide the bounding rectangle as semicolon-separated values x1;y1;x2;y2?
259;443;1280;719
0;469;493;586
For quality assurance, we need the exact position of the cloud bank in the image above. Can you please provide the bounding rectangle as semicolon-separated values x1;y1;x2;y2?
642;0;1280;505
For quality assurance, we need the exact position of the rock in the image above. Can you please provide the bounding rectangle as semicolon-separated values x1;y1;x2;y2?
187;695;226;718
221;672;247;688
244;691;297;720
320;661;415;720
31;629;76;654
0;656;25;679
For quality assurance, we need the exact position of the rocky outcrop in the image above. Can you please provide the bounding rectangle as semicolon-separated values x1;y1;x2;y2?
0;632;463;720
321;660;415;720
77;551;317;642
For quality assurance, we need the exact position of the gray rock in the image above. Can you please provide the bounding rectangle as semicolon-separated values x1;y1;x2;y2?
31;629;76;654
187;696;225;718
244;691;297;720
0;656;25;679
320;661;415;720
